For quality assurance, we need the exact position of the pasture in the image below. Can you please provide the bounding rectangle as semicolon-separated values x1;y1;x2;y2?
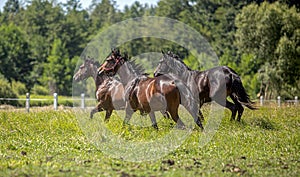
0;106;299;176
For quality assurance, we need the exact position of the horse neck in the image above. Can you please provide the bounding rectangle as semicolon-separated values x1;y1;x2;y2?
117;62;138;85
168;63;193;84
89;65;98;82
90;64;106;88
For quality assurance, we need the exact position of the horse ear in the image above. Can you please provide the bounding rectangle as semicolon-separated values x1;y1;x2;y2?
123;52;129;61
161;50;165;55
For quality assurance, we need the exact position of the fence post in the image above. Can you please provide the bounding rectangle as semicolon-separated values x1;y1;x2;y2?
260;96;264;106
277;96;281;107
53;93;58;110
25;93;30;113
81;93;85;109
295;96;298;105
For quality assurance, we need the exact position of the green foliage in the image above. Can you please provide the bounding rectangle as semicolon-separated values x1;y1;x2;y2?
0;23;32;88
0;0;299;99
31;85;49;96
0;77;18;106
235;2;300;98
11;80;27;96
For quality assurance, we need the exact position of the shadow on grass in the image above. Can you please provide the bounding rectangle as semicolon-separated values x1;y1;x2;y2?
249;117;277;130
221;116;277;131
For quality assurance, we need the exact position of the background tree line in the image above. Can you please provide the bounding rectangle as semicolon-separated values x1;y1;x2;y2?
0;0;299;100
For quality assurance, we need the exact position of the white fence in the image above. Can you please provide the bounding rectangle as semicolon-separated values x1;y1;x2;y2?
259;96;298;107
0;93;95;112
0;94;299;112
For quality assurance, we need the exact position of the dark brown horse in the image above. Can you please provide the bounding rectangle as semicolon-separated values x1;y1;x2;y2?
73;58;125;121
154;51;256;121
98;49;203;130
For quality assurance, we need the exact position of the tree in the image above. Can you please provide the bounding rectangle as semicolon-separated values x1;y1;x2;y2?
62;0;90;58
41;38;73;95
0;23;32;89
89;0;120;33
1;0;21;23
235;2;300;98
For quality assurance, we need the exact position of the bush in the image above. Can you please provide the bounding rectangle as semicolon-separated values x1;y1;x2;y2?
0;78;19;106
12;80;27;96
31;85;49;95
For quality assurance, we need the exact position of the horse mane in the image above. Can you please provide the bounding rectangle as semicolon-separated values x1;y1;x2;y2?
108;48;146;75
165;51;192;71
85;56;101;67
125;57;146;75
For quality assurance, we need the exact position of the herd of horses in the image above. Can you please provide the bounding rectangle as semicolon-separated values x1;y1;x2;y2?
73;49;256;130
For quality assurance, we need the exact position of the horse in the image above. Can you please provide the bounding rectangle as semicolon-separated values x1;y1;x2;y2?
73;57;125;121
154;51;256;121
98;49;203;130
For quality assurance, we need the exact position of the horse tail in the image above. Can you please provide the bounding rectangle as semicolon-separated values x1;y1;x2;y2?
231;77;257;110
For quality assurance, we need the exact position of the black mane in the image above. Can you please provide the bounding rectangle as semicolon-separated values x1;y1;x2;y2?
165;51;192;71
85;56;100;67
126;58;146;75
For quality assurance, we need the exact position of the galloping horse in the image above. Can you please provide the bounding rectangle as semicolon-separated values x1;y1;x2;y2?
73;58;125;121
98;49;203;130
154;51;256;121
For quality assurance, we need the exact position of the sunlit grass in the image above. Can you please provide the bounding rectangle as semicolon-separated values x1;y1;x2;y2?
0;105;299;176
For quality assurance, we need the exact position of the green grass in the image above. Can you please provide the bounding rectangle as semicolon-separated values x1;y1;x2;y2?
0;106;299;176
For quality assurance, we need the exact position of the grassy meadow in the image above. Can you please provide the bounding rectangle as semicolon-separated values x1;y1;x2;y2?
0;105;299;176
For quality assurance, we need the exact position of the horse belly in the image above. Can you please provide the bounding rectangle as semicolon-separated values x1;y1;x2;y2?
148;93;167;111
145;80;167;112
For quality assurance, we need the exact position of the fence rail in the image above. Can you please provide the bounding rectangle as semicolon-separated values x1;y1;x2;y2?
0;93;97;112
0;93;299;112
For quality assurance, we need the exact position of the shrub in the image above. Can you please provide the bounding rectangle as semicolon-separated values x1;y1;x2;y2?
31;85;49;95
0;78;19;106
12;80;27;96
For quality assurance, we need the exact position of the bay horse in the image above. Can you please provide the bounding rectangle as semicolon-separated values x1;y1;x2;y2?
154;51;256;121
73;57;169;121
98;49;203;130
73;57;125;121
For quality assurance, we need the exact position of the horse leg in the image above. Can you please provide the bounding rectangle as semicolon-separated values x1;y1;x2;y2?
197;109;204;121
161;111;170;119
149;112;158;130
180;97;204;130
104;109;113;122
214;98;236;121
237;105;244;122
230;95;244;121
123;105;134;127
168;108;185;129
90;102;104;119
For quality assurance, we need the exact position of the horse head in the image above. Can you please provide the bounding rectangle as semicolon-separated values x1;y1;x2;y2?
73;57;100;82
98;48;127;77
154;51;173;77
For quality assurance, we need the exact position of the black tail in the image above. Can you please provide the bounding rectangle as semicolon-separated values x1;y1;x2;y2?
231;77;257;110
